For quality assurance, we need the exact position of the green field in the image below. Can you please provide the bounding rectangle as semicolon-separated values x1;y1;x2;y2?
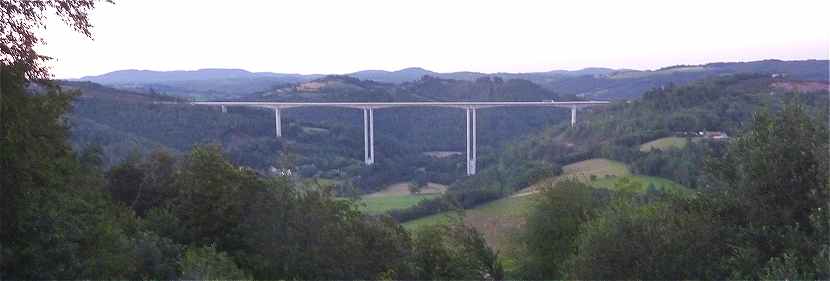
407;158;632;232
358;194;440;215
402;194;537;275
590;175;689;194
403;195;536;247
639;136;689;152
403;158;688;237
301;177;340;188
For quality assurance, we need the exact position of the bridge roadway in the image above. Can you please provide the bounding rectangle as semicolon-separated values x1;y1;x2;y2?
190;100;610;175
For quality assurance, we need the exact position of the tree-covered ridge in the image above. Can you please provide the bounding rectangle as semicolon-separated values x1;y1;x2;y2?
389;73;829;222
511;73;827;169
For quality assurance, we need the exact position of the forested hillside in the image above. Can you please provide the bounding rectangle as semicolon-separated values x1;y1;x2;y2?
390;73;829;221
65;75;570;195
514;100;829;279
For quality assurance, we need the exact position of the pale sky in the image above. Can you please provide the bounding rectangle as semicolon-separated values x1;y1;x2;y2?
40;0;830;79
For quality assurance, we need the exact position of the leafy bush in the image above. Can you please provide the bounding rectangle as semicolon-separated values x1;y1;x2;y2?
517;180;610;279
411;222;503;280
179;245;250;280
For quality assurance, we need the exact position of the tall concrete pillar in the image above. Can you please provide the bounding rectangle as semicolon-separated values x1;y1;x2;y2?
570;107;576;127
466;108;471;175
471;108;477;175
369;108;374;165
364;108;370;165
465;107;477;176
274;107;282;137
220;105;227;113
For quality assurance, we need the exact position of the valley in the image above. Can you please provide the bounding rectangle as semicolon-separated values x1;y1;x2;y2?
5;1;829;279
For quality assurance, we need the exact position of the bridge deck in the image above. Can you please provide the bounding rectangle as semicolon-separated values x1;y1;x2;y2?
190;100;609;109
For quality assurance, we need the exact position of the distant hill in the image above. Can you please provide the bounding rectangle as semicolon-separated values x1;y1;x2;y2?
544;59;829;100
74;59;828;100
77;69;325;100
349;67;438;83
59;80;180;102
78;68;317;83
254;74;560;102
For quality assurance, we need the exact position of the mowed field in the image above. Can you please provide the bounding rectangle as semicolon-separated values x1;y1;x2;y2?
513;158;630;197
591;175;688;194
357;182;447;215
639;136;689;152
403;195;536;254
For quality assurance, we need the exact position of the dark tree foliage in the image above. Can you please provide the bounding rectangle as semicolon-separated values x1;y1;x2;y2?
1;65;147;279
629;140;727;188
704;100;830;278
564;196;730;279
1;64;74;275
532;100;829;279
517;180;611;279
106;149;177;216
411;222;504;281
165;145;262;247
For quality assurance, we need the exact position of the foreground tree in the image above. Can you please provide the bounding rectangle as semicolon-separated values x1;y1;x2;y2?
2;1;110;269
706;100;829;278
559;100;829;279
411;221;504;280
517;180;610;279
0;64;148;279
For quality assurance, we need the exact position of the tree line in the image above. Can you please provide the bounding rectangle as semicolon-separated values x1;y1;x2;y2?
515;101;829;279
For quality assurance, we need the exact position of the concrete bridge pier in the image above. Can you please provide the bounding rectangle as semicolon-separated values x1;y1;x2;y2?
363;107;375;165
274;107;282;137
466;107;477;175
571;107;576;127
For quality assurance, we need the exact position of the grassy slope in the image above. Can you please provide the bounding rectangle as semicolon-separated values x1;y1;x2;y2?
403;158;688;248
402;158;689;274
356;182;447;215
591;175;687;193
639;136;689;152
403;195;536;251
359;194;440;215
404;159;630;244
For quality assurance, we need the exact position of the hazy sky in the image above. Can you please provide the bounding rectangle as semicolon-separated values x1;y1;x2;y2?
40;0;829;78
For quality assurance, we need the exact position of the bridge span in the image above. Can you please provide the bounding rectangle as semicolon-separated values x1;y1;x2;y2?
191;101;609;175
